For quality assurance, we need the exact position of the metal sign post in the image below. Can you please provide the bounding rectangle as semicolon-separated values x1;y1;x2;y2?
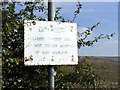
24;0;78;89
48;0;55;90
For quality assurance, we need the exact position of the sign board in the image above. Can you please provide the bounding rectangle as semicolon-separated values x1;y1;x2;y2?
24;20;78;65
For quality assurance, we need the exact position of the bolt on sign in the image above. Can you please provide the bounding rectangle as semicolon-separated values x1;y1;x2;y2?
24;20;78;65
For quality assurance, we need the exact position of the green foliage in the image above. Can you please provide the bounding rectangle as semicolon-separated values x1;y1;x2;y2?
3;58;48;88
2;1;115;89
72;2;82;22
77;22;115;48
55;57;99;89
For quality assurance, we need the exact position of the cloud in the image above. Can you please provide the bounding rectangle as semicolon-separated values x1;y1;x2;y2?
78;27;93;34
95;39;118;48
79;39;118;56
77;27;93;39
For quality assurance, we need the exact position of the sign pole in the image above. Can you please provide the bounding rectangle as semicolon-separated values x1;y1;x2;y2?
48;0;55;90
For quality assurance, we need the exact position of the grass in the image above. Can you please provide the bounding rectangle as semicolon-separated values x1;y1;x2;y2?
60;56;118;88
0;54;2;89
0;53;1;65
0;56;118;88
92;57;118;83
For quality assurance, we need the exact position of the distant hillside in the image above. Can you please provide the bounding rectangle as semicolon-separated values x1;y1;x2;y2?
79;56;118;87
60;56;118;88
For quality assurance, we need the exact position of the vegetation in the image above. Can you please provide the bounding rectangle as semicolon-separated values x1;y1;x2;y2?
1;1;116;89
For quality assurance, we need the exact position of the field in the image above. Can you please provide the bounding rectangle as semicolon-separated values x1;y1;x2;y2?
0;53;2;90
60;56;119;88
87;57;118;87
0;56;119;89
